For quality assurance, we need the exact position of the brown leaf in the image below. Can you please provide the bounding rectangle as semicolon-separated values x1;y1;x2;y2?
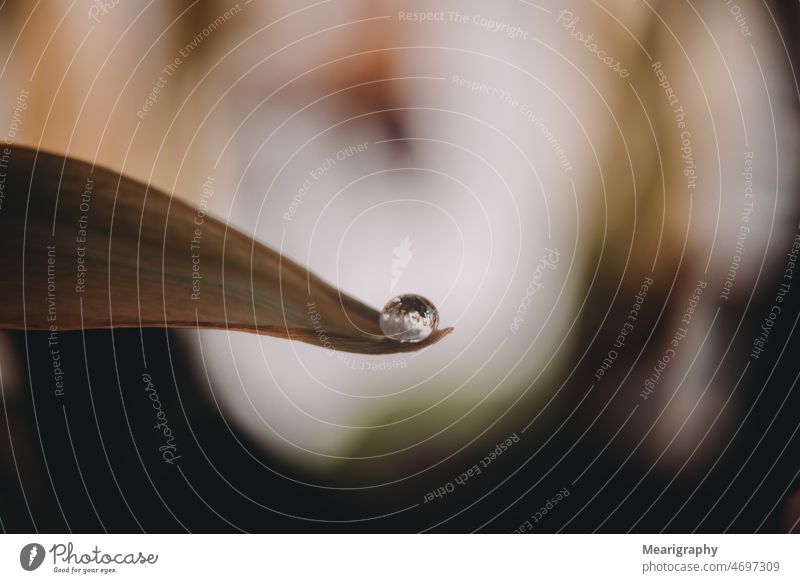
0;145;451;354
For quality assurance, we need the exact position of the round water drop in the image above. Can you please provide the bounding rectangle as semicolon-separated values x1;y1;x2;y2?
379;294;439;343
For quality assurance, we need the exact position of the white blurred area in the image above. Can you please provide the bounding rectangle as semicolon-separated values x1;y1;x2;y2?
185;0;596;466
1;0;796;472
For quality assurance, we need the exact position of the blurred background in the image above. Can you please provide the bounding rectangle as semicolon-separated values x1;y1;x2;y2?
0;0;799;532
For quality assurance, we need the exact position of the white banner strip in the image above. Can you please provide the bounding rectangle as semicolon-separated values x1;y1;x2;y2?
0;534;797;582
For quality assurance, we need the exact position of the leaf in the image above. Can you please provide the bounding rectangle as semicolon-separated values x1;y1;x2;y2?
0;145;451;354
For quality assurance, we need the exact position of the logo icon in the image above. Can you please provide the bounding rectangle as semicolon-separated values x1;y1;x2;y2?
20;543;46;571
390;235;413;292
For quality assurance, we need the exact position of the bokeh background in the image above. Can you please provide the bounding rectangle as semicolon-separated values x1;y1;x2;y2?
1;0;799;532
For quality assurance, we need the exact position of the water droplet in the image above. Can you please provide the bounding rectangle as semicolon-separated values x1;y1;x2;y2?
379;294;439;342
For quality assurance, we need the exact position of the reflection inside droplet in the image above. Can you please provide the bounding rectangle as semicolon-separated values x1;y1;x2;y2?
379;294;439;342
